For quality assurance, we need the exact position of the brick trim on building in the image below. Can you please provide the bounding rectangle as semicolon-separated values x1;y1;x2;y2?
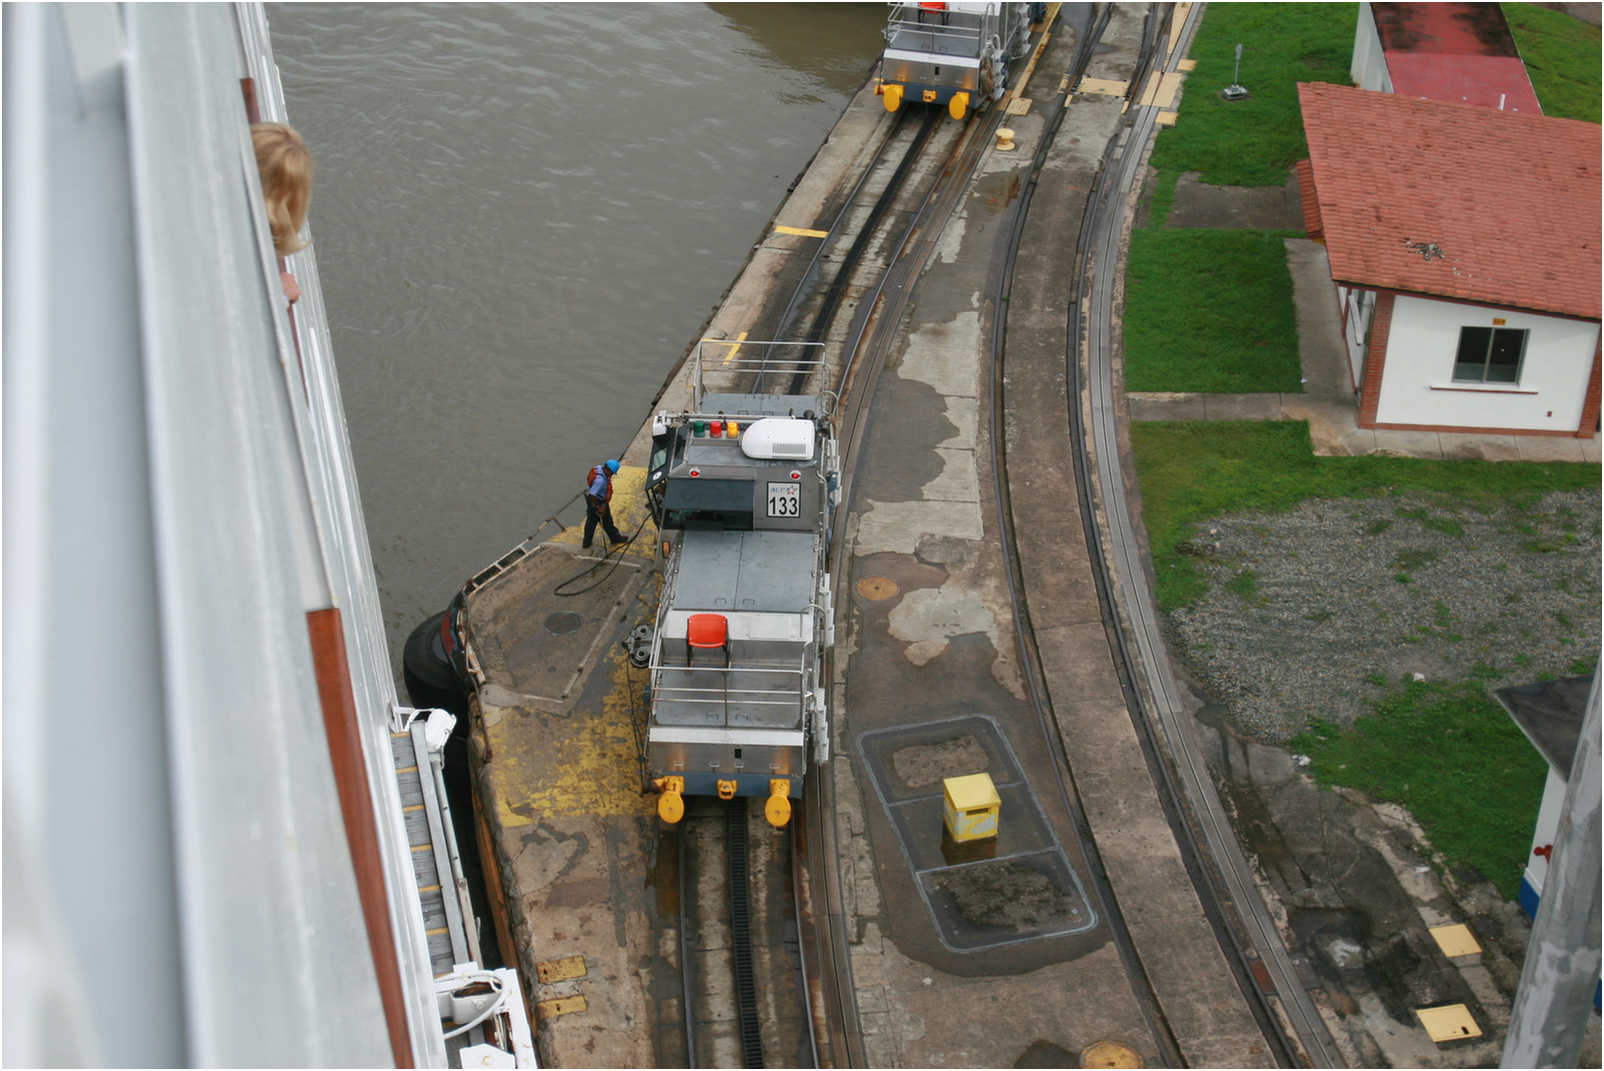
1578;335;1601;438
1357;290;1395;428
1295;159;1323;242
1366;421;1586;438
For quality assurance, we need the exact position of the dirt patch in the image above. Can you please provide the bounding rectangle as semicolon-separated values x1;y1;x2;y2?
1167;489;1600;742
1162;169;1305;230
890;734;990;790
932;858;1084;933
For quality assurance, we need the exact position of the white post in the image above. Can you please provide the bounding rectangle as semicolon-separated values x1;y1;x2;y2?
1502;670;1602;1067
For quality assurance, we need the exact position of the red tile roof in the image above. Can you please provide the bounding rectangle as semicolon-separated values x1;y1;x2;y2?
1371;4;1542;113
1385;53;1542;113
1298;83;1601;319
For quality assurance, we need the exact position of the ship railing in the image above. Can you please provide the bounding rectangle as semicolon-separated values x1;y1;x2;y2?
459;490;589;604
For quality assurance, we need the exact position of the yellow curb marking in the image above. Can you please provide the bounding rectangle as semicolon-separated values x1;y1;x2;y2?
1415;1003;1482;1043
536;955;589;984
536;995;587;1020
1429;923;1482;958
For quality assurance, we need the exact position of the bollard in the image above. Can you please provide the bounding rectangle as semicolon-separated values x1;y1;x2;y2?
996;127;1017;152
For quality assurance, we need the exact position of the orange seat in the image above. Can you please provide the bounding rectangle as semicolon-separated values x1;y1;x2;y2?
687;613;727;650
686;613;730;719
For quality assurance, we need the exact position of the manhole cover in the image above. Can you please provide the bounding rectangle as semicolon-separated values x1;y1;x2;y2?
544;611;582;635
856;576;899;601
1081;1040;1142;1067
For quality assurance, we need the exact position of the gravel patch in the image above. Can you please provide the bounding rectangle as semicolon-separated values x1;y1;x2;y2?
1167;489;1600;742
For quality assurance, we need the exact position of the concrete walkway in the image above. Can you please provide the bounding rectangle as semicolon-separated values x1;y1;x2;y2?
1127;238;1602;464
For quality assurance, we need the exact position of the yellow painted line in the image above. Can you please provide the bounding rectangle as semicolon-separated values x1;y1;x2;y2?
774;224;829;238
418;884;441;894
411;842;433;853
721;329;749;366
403;803;425;812
1167;3;1193;64
1008;2;1059;101
426;926;450;937
395;765;418;774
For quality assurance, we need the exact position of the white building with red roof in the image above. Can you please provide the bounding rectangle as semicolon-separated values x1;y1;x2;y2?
1297;81;1600;437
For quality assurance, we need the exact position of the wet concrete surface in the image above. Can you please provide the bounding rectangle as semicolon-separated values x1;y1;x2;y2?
835;7;1277;1067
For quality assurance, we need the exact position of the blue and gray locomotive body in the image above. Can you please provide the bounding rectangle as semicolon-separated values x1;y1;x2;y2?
876;1;1038;120
645;343;839;829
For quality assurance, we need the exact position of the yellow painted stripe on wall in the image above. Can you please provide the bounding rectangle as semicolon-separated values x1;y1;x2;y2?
774;225;829;238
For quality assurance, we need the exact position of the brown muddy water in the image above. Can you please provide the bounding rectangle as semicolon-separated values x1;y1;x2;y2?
268;2;884;671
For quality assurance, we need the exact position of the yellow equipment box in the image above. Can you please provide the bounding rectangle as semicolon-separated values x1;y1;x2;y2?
942;772;1001;843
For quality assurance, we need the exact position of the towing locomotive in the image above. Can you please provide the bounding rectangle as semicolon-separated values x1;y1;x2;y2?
875;1;1037;120
643;342;840;829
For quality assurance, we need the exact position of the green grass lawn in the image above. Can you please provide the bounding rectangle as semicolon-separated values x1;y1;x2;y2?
1130;421;1602;610
1124;230;1303;392
1504;3;1603;124
1145;3;1354;226
1295;679;1547;901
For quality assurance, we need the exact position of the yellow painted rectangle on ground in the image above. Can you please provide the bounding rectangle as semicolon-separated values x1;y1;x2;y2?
1177;58;1197;72
1429;923;1482;958
773;224;829;238
536;995;587;1020
1415;1004;1482;1043
1156;110;1179;127
1078;76;1128;98
1140;71;1185;111
536;954;589;984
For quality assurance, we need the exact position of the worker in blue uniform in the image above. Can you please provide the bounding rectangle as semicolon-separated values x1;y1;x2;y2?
582;458;629;549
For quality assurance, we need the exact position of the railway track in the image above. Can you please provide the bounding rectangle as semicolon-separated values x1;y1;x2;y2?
676;799;813;1068
1066;3;1342;1065
672;28;1037;1066
676;6;1331;1067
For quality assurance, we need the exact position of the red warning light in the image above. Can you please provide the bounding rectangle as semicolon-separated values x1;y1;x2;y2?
790;470;801;480
689;468;701;478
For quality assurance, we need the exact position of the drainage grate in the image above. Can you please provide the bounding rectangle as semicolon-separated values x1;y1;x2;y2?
726;805;764;1068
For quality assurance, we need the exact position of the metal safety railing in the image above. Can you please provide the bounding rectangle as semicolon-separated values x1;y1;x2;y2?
884;9;986;57
647;657;810;718
693;338;830;409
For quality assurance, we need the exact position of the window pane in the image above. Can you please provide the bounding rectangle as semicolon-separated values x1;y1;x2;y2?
1487;329;1525;384
1453;326;1493;382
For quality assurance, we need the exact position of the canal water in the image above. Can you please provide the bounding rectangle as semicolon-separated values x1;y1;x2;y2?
268;3;883;670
